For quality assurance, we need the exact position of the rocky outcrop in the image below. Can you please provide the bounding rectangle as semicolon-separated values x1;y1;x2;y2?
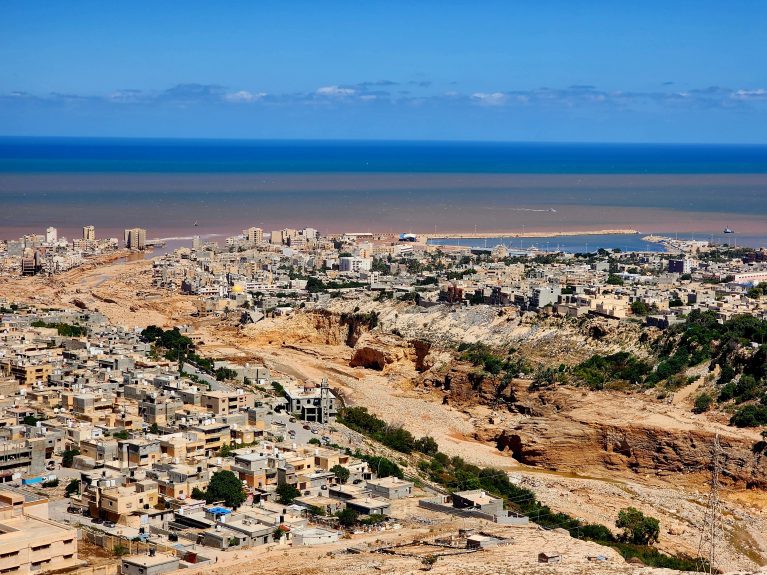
487;418;767;489
348;332;444;374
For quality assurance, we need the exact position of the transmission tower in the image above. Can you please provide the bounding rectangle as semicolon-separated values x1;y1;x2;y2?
697;433;723;574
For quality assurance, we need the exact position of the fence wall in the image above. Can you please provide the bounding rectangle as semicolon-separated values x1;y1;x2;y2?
417;499;529;526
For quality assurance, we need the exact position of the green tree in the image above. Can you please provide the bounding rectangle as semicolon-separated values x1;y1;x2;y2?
205;470;246;508
616;507;660;545
335;508;359;527
276;482;301;504
191;487;207;500
414;436;439;456
330;465;350;484
61;449;80;468
22;415;40;426
630;300;650;316
65;479;80;496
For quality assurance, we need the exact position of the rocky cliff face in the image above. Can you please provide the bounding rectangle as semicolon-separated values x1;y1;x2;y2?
426;369;767;489
244;300;767;490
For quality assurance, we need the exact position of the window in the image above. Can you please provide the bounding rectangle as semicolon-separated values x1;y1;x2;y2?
31;544;51;552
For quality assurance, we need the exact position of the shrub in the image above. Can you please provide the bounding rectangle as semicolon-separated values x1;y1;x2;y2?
693;393;713;414
112;545;129;557
335;508;359;527
730;404;767;427
414;436;439;456
616;507;660;545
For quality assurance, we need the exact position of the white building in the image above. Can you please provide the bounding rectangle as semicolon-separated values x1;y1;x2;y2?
339;256;372;273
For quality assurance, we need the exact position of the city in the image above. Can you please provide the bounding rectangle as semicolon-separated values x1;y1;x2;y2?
0;222;767;573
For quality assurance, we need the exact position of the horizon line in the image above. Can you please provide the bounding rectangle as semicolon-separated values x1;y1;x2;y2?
2;135;767;147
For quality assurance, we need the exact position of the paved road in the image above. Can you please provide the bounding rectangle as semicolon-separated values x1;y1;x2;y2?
181;362;230;391
271;412;326;445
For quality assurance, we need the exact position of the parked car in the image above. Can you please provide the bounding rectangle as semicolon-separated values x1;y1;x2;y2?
303;424;311;430
91;517;103;524
103;521;116;528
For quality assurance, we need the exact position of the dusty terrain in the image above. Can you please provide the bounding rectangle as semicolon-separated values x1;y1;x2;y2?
3;257;767;572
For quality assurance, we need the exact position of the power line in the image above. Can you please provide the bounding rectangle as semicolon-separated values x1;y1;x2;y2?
697;433;722;574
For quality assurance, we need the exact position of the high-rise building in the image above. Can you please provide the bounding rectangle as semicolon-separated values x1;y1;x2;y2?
270;228;297;245
246;227;264;244
124;228;147;250
82;225;95;241
21;248;41;276
46;227;58;243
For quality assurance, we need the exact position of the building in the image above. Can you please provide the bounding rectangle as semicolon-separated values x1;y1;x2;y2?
124;228;147;251
45;228;57;244
20;249;41;277
451;490;504;516
4;362;53;386
200;390;255;416
366;477;413;500
245;227;264;244
339;256;372;273
0;440;47;481
121;554;179;575
82;226;95;241
733;271;767;284
284;379;337;423
291;527;340;546
668;259;691;274
0;489;80;575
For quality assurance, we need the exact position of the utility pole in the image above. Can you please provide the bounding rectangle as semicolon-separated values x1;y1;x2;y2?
698;433;722;574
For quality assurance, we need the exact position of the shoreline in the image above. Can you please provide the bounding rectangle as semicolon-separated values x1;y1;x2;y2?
419;228;639;240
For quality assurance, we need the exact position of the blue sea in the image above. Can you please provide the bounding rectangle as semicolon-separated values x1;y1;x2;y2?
2;137;767;174
0;137;766;248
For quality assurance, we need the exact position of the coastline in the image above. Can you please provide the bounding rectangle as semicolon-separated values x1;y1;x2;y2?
419;228;639;241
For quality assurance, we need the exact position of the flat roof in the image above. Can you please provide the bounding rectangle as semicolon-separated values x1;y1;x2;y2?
122;554;179;567
367;477;413;488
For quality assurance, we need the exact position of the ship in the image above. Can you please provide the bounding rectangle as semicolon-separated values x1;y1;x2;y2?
723;227;734;234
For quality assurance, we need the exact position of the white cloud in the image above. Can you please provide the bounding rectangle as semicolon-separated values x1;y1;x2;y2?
224;90;265;103
471;92;507;106
316;85;356;97
731;88;767;101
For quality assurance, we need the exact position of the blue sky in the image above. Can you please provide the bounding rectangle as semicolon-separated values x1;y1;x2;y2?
1;1;766;142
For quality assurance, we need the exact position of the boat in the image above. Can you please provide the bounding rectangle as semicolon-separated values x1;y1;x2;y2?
194;221;199;227
723;228;734;234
